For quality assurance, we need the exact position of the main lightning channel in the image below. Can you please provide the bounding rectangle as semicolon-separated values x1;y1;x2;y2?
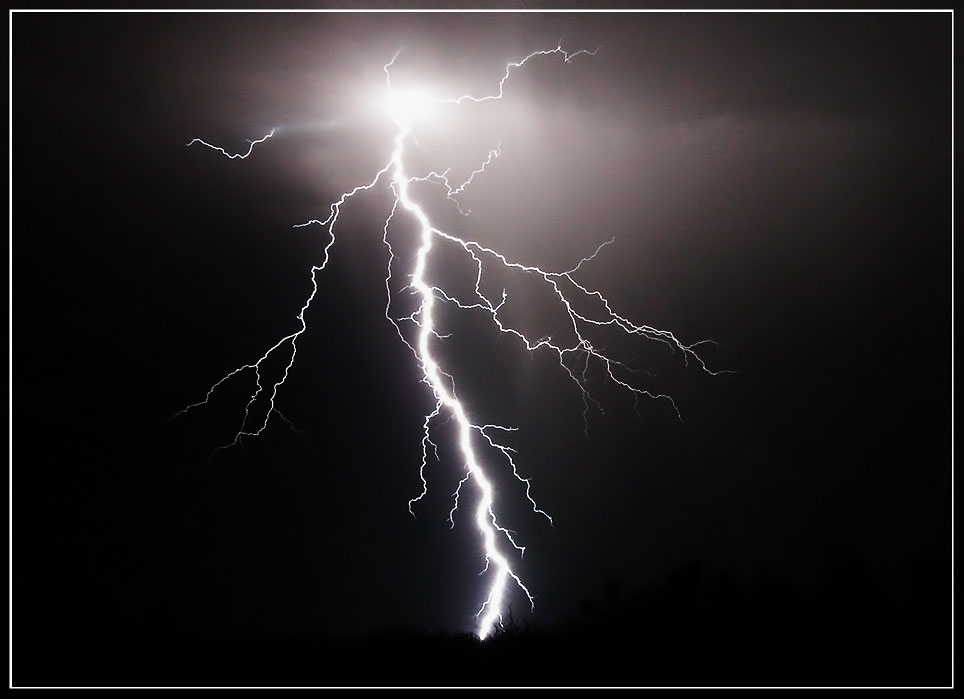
389;105;534;639
178;44;722;641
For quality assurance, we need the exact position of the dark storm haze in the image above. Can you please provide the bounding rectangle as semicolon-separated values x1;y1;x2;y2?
13;10;950;686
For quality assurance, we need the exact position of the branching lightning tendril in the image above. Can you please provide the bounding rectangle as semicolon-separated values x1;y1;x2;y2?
176;44;722;640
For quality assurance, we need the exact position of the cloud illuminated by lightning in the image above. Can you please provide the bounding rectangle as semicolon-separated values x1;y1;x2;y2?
176;43;722;640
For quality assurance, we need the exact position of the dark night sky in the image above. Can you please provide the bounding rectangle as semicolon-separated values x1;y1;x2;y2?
12;8;952;686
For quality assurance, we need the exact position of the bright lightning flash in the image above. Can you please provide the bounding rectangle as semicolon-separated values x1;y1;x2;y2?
386;88;437;127
176;44;722;640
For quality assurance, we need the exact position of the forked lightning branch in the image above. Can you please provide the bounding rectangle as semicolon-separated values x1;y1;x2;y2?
176;45;720;640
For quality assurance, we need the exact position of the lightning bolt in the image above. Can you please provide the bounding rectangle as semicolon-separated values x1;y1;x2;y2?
176;44;723;640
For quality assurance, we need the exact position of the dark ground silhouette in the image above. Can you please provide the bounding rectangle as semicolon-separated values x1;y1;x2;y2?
15;555;949;687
